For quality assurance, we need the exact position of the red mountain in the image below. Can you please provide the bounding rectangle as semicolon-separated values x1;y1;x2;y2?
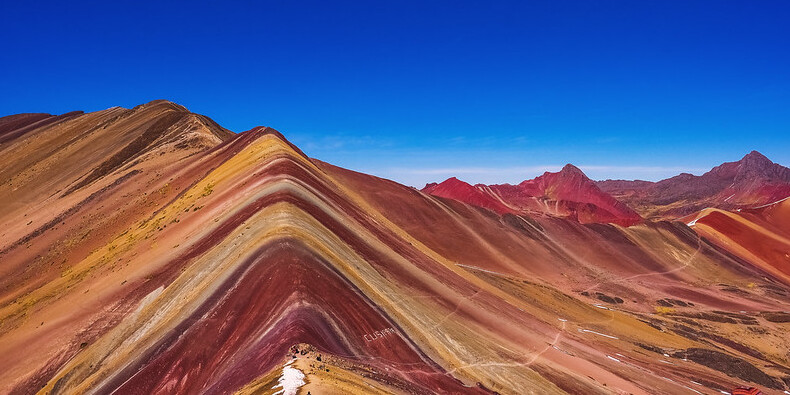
598;151;790;219
422;177;511;214
423;164;642;226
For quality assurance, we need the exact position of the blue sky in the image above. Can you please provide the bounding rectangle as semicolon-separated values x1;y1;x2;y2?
1;1;788;186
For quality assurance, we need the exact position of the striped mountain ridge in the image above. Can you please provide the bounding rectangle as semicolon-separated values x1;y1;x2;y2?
1;101;789;394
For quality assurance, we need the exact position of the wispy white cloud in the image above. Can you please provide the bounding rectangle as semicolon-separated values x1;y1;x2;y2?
388;166;563;175
379;165;705;176
361;165;709;187
578;165;707;174
290;133;395;152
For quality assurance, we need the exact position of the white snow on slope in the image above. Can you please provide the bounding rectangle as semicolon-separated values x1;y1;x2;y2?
273;360;306;395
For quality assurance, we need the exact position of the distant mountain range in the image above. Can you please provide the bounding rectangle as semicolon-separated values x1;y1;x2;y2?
423;150;790;224
598;151;790;219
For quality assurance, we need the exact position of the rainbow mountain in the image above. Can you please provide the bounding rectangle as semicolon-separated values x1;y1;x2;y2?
1;101;789;394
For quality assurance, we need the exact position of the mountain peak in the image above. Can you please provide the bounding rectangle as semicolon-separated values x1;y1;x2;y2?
436;176;466;186
739;150;773;169
742;150;769;161
132;99;189;113
559;163;586;177
421;176;511;214
731;149;790;185
421;178;466;194
233;126;312;161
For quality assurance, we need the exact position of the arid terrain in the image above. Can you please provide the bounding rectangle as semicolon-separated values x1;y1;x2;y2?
1;101;789;394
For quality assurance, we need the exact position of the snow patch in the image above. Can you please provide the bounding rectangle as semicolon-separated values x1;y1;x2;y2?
578;329;618;339
687;207;715;226
455;264;508;277
752;195;790;209
272;363;305;395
